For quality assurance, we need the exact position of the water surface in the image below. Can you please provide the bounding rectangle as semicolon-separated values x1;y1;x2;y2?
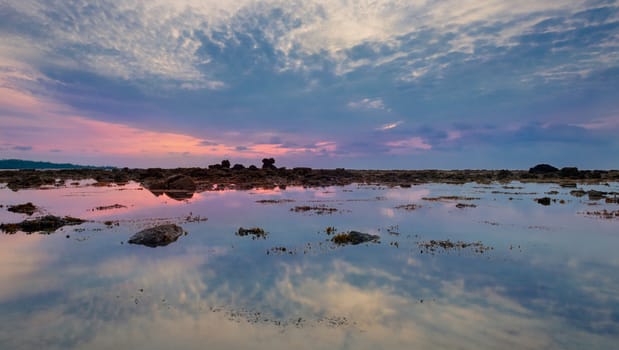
1;181;618;349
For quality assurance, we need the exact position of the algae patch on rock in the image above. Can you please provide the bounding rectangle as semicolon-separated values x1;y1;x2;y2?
236;227;267;239
331;231;380;246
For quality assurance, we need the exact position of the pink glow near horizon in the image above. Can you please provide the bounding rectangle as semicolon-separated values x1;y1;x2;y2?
0;84;336;163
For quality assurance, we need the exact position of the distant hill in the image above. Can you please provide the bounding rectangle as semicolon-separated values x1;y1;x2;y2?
0;159;113;170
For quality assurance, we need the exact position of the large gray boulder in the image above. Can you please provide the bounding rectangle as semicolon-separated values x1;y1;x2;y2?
128;224;185;247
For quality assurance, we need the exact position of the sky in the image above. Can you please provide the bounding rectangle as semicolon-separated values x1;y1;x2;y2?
0;0;618;169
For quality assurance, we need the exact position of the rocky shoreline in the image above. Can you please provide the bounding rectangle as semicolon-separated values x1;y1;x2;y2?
1;160;618;195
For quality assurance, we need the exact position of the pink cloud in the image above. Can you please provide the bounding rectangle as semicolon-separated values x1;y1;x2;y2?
385;137;432;153
571;117;619;130
446;130;462;141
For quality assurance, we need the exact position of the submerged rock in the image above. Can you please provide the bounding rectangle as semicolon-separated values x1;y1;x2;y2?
587;190;607;201
331;231;380;245
418;239;492;254
128;224;185;247
0;215;85;234
536;197;552;206
7;202;38;215
570;189;586;197
236;227;267;239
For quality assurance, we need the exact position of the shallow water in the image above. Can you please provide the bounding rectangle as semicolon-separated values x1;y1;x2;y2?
1;181;618;349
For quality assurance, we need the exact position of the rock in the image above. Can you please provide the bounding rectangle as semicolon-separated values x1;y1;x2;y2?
0;215;86;234
128;224;185;247
7;202;38;215
6;173;56;191
166;175;196;191
570;189;586;197
560;167;580;178
529;164;558;174
536;197;551;206
605;196;618;204
417;240;492;254
293;167;312;174
587;190;607;201
147;175;196;200
262;158;277;170
331;231;380;245
497;169;512;179
236;227;267;239
455;203;477;208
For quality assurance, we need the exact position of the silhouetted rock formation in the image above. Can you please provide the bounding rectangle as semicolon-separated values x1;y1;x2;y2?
529;164;559;174
560;167;580;178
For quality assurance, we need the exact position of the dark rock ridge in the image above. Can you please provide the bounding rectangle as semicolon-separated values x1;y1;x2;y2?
2;161;619;193
331;231;380;245
0;215;86;234
128;224;185;247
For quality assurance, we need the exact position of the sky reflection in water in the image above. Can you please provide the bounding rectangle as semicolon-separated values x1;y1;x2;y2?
0;181;618;349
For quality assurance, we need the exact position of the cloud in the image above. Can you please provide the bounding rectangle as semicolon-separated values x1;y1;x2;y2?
385;137;432;152
2;0;616;90
571;117;619;130
12;145;32;151
200;140;220;146
348;98;387;111
377;121;403;131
